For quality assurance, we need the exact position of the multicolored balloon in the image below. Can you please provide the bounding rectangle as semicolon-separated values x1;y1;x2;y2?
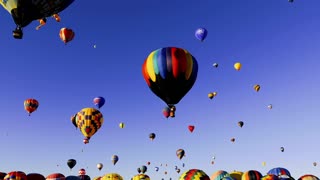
211;170;230;180
59;28;75;44
142;47;198;110
242;170;262;180
46;173;66;180
4;171;27;180
111;155;119;165
179;169;210;180
176;149;185;160
24;98;39;116
76;108;104;144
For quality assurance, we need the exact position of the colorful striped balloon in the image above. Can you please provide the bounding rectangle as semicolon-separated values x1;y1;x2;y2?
179;169;210;180
4;171;27;180
211;170;230;180
261;175;280;180
241;170;262;180
268;168;291;177
142;47;198;106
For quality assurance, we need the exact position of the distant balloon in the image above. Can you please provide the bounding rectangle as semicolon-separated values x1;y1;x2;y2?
234;62;242;71
93;45;97;48
188;125;195;133
195;28;208;42
111;155;119;165
149;133;156;141
254;85;261;92
213;63;218;68
147;161;150;165
268;104;272;109
176;149;185;160
119;122;125;128
231;138;235;142
78;169;86;175
67;159;77;170
24;98;39;116
59;27;75;44
280;147;284;152
137;168;141;174
208;92;217;99
140;165;147;174
97;163;103;171
93;96;105;109
314;162;317;166
177;169;181;173
262;162;266;166
238;121;244;128
155;167;159;171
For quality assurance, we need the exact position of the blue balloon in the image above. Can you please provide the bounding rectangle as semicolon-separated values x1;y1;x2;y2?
93;96;105;109
195;28;208;41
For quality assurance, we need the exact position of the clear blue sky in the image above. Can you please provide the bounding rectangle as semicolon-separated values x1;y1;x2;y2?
0;0;320;179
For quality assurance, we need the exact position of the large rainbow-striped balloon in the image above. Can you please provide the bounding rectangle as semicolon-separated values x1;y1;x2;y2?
179;169;210;180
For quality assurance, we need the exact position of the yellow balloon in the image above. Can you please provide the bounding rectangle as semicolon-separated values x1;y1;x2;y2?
131;174;150;180
76;108;104;140
230;171;243;180
262;162;266;166
101;173;123;180
254;84;260;92
234;62;242;71
119;122;125;128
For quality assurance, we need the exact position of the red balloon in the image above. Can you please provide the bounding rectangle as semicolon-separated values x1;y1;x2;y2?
188;125;195;133
59;28;75;44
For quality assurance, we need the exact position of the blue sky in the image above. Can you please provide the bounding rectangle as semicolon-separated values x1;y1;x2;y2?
0;0;320;179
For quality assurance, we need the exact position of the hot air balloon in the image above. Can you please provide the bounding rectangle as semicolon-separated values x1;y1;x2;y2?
97;163;103;171
147;162;150;165
261;175;280;180
142;47;198;116
298;175;319;180
76;108;104;144
242;170;262;180
238;121;244;128
163;107;170;118
195;28;208;42
78;175;90;180
268;167;291;177
140;165;147;174
78;169;86;176
60;28;75;44
0;0;74;39
262;162;266;166
27;173;45;180
179;169;210;180
231;138;235;142
66;176;80;180
111;155;119;165
155;167;159;171
280;147;284;152
24;98;39;116
268;104;272;109
254;85;260;92
101;173;123;180
149;133;156;141
137;168;141;174
230;171;243;180
93;97;105;109
213;63;218;68
211;170;230;180
177;169;181;173
234;62;241;71
131;174;150;180
119;122;125;128
46;173;66;180
176;149;185;160
67;159;77;170
4;171;27;180
71;114;78;129
188;125;195;133
0;172;6;180
208;92;217;99
313;162;317;166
